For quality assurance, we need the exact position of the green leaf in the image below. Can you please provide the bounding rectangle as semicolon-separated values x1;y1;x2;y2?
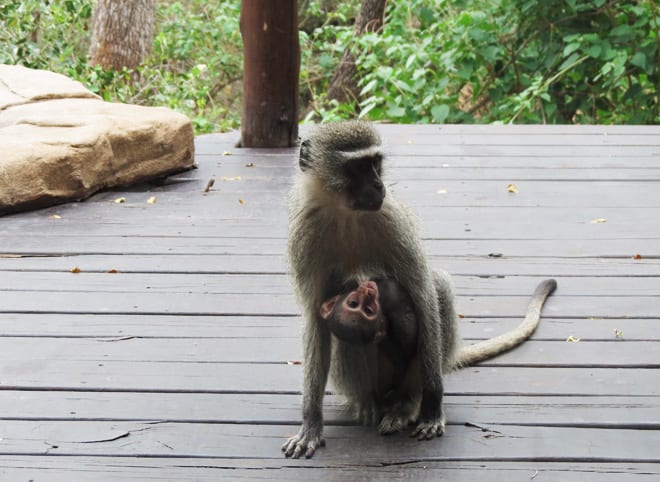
610;24;634;37
387;105;406;118
405;53;417;69
559;53;581;71
431;104;450;123
563;42;581;57
630;52;647;71
586;45;602;59
359;79;378;96
319;53;333;69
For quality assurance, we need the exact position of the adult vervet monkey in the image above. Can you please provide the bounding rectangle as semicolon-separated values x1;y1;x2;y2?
283;121;556;459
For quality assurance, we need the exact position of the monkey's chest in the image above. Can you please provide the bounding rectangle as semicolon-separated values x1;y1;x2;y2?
322;216;389;273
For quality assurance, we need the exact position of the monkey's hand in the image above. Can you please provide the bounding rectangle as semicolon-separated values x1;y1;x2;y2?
281;425;325;459
410;417;446;440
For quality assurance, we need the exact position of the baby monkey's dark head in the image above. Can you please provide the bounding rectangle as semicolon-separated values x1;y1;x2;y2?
299;121;386;211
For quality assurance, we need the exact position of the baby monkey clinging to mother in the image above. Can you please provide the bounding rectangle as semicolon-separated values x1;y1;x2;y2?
283;121;557;459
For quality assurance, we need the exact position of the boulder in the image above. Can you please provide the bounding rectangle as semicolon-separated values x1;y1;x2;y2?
0;64;195;215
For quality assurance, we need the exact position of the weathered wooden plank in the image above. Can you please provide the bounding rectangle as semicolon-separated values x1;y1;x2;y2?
1;236;658;257
389;132;660;146
2;220;656;243
1;457;657;481
193;149;660;169
0;289;654;318
1;362;656;396
197;140;660;158
0;314;654;341
372;123;660;135
2;254;657;277
2;391;657;427
389;144;660;158
396;167;660;181
131;161;660;181
0;420;657;462
200;123;660;139
4;207;659;241
0;337;655;367
1;272;657;297
5;176;660;212
4;205;656;229
199;127;660;148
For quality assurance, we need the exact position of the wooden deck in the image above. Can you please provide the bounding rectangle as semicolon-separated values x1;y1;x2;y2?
0;124;659;480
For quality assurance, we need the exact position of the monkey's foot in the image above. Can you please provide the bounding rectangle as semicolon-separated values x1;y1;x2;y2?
281;426;325;459
378;413;408;435
410;417;445;440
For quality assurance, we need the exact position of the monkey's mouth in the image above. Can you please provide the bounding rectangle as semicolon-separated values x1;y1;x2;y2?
347;194;385;211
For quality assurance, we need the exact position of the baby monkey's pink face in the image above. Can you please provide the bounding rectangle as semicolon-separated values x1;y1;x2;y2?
320;280;386;344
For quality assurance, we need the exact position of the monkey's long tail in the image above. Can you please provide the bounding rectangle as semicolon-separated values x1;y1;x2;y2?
455;278;557;367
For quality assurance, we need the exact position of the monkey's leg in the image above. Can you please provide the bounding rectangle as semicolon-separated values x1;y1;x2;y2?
376;357;421;435
407;270;449;440
281;316;332;458
410;380;446;440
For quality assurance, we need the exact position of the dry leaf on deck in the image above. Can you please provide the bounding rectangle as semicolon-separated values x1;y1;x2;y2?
107;269;119;274
506;183;519;194
222;176;242;181
238;199;245;205
287;360;302;365
632;254;642;260
113;197;126;204
245;162;255;167
614;329;624;338
222;150;232;156
590;218;607;223
70;267;81;273
566;335;581;342
49;214;61;219
147;196;157;204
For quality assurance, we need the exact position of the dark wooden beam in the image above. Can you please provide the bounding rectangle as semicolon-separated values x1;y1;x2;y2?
240;0;299;147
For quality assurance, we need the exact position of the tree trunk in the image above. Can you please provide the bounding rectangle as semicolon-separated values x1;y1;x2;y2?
89;0;156;70
240;0;299;147
326;0;387;105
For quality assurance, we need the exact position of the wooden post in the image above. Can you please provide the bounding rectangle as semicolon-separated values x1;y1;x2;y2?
240;0;299;147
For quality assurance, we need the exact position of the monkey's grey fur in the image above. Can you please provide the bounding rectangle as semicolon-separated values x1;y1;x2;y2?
282;120;557;459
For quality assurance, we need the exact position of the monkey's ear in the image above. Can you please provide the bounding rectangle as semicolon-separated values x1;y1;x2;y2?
299;139;312;171
320;295;340;320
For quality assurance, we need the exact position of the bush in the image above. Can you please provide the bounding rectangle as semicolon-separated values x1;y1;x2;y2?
2;0;658;130
305;0;660;124
0;0;243;133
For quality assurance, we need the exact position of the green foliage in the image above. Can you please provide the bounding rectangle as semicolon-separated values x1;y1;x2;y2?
0;0;243;133
304;0;660;124
2;0;659;129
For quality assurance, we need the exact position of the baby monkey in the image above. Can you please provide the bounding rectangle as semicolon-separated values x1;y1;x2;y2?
320;276;420;427
320;277;416;358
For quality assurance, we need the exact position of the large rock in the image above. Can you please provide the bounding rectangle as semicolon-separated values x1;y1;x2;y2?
0;64;194;215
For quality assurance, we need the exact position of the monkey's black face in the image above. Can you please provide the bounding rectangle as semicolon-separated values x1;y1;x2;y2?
345;155;386;211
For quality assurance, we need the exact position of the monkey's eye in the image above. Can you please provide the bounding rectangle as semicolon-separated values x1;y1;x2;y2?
348;300;359;308
364;306;374;315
